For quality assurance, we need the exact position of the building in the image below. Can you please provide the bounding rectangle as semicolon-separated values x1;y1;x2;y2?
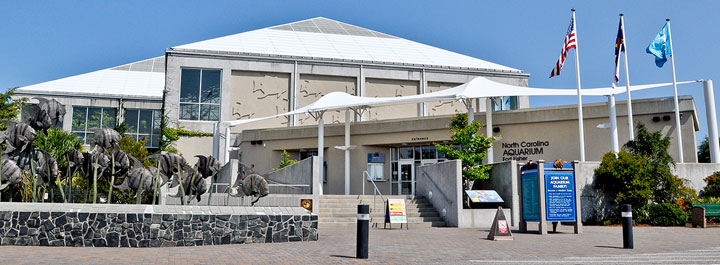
14;17;700;196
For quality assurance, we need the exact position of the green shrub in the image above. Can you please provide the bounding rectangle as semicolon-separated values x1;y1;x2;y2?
646;203;688;226
702;172;720;198
594;150;654;209
694;197;720;204
33;128;84;170
274;150;298;171
436;113;494;181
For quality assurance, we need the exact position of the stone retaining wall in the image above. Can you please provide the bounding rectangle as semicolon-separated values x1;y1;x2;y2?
0;203;318;247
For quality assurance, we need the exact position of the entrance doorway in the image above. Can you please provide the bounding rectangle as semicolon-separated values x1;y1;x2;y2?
389;145;455;195
398;161;414;195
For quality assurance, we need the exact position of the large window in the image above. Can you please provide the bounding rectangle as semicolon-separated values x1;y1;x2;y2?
492;96;518;111
72;107;116;144
125;109;161;148
179;68;221;121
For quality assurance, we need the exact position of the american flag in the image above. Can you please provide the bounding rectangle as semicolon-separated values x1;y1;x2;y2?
613;18;625;85
549;16;577;78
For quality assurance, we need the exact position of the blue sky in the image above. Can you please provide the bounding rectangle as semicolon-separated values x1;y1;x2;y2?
1;0;718;146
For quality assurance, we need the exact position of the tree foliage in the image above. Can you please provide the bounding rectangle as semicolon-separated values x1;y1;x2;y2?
0;88;27;130
33;128;84;167
697;137;715;163
274;150;298;171
595;150;655;208
595;123;696;218
702;171;720;198
436;113;494;181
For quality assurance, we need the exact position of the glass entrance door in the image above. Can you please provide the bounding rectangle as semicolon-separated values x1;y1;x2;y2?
398;161;414;195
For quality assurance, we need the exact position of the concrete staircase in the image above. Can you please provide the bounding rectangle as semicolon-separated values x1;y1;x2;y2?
318;195;445;228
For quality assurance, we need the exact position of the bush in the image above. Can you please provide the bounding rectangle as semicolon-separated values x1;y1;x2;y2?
33;128;84;171
702;172;720;198
645;203;688;226
594;150;654;209
274;150;297;170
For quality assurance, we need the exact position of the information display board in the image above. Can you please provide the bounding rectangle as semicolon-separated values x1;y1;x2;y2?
465;190;504;203
521;171;540;222
386;199;407;224
544;171;577;221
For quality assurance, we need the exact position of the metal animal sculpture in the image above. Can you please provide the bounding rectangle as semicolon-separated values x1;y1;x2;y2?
65;149;85;177
0;159;22;190
146;153;188;179
195;155;221;179
32;150;59;186
114;157;166;192
1;121;36;155
111;145;131;172
169;164;207;202
92;128;122;150
27;108;51;131
230;173;270;206
36;98;66;127
553;159;564;169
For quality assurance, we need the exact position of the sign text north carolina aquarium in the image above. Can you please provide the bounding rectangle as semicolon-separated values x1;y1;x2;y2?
501;140;550;161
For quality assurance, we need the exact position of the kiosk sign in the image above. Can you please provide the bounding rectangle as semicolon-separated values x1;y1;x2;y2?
544;171;576;221
386;199;407;224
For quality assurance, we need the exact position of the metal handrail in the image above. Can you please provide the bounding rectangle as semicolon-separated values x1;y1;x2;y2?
363;171;385;215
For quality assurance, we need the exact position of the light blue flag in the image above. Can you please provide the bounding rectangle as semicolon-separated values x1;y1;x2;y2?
646;22;672;67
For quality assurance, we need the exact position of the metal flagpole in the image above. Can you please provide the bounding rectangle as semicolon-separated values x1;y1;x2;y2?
572;9;586;161
666;19;684;163
620;14;635;140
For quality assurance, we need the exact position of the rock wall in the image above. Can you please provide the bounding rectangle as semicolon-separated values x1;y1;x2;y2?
0;203;317;247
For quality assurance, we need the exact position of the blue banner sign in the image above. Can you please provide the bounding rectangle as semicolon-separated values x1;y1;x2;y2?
367;153;385;163
521;170;540;222
544;171;576;221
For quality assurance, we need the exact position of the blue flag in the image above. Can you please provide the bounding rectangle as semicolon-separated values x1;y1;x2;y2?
646;22;672;67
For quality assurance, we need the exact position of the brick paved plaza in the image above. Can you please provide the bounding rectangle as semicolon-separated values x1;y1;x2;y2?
0;225;718;264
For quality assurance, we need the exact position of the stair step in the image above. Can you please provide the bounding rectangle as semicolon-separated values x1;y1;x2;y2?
319;221;445;228
319;216;444;223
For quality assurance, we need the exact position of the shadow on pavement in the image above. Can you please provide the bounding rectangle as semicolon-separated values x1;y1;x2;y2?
594;245;625;249
330;255;356;259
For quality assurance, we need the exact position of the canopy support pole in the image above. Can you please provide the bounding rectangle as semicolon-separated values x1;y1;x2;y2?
310;111;326;195
224;125;231;164
462;99;474;125
704;80;720;163
485;98;494;163
608;94;619;153
344;110;351;195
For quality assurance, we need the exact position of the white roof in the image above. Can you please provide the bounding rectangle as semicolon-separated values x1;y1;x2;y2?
226;77;700;127
17;57;165;99
173;17;521;73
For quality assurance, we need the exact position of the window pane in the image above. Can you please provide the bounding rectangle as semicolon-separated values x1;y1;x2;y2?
125;110;138;134
179;104;199;120
422;146;436;159
72;107;87;131
150;135;160;148
86;132;95;144
74;132;85;144
399;147;413;159
102;108;116;128
180;69;201;103
86;107;102;129
138;110;153;134
200;104;220;121
390;148;397;161
391;162;398;181
414;147;421;161
152;110;161;134
138;134;150;146
200;70;221;104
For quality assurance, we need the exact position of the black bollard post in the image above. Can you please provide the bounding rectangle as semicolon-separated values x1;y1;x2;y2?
357;204;369;259
621;204;633;249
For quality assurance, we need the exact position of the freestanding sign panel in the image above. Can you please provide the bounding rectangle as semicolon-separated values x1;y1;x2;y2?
544;171;577;221
386;199;407;224
521;171;540;222
519;161;582;235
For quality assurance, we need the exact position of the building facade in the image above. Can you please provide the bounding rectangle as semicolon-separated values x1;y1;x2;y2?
12;17;700;196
